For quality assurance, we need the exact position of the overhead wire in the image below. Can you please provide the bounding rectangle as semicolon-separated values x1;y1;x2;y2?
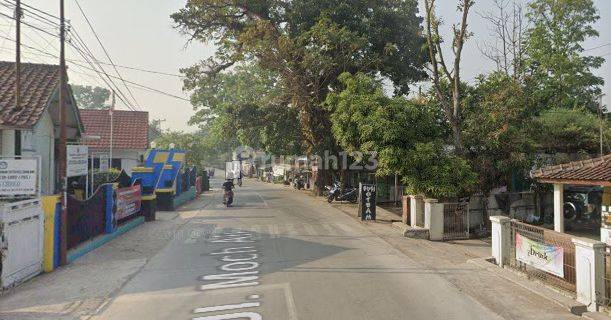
73;0;141;109
0;2;191;107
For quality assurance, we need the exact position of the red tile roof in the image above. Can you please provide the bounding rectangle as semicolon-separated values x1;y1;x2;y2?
80;109;149;150
531;154;611;185
0;61;60;128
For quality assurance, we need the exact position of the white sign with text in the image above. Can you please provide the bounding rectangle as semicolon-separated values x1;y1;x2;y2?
67;145;89;177
0;158;38;196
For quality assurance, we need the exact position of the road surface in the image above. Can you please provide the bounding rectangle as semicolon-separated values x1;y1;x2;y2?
91;176;508;320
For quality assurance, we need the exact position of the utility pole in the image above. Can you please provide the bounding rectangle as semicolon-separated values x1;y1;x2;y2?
14;0;21;111
109;91;115;167
600;94;606;157
59;0;68;266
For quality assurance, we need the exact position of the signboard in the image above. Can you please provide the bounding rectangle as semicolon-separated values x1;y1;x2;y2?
67;145;88;177
99;154;110;172
116;186;142;220
225;161;242;179
359;183;376;221
272;165;286;177
0;159;37;196
515;233;564;278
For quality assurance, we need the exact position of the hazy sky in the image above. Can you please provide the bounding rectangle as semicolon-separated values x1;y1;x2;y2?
0;0;609;132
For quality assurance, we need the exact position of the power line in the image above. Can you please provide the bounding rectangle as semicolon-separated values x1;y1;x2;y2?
73;0;141;109
0;10;56;38
584;43;611;52
0;33;191;105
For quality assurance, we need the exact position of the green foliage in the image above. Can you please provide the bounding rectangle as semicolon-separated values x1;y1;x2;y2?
463;72;536;193
524;0;604;112
183;64;302;156
153;130;224;168
327;73;475;198
93;168;121;187
327;72;443;165
72;85;111;109
172;0;427;156
402;142;477;199
532;107;611;155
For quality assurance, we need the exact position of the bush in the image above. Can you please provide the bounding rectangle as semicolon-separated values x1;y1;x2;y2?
401;142;477;199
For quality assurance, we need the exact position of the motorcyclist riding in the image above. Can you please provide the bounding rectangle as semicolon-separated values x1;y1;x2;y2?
222;179;235;206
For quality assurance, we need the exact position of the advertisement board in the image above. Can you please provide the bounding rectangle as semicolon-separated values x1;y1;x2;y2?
99;154;110;172
116;185;142;220
0;158;37;196
515;233;564;278
67;145;88;177
225;161;242;179
359;183;377;221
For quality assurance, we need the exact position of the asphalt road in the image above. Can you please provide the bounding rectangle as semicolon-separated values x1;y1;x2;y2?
93;176;505;320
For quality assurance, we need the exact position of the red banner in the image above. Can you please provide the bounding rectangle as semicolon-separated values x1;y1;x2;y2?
116;186;142;220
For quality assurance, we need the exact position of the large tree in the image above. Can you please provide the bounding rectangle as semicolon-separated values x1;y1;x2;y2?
523;0;605;112
172;0;426;155
423;0;475;154
71;85;111;109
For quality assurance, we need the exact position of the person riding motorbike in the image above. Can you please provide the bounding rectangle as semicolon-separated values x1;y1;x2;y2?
222;179;235;206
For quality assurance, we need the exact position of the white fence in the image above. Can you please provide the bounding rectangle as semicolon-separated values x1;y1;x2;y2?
0;198;44;289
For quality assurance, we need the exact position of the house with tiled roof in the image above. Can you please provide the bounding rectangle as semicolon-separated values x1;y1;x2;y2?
531;155;611;243
0;61;83;194
79;109;149;174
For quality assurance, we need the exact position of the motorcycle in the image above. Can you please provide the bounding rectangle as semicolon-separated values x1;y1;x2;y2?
293;175;305;190
327;182;358;203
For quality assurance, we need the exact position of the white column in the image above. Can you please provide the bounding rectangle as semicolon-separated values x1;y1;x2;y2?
425;199;443;241
572;237;606;311
490;216;511;266
409;195;424;227
553;183;565;233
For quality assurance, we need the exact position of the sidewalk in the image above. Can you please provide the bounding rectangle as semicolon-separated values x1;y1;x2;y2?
322;197;590;319
0;193;216;320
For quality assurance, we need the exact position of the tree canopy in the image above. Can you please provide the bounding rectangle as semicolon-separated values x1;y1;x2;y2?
72;85;111;109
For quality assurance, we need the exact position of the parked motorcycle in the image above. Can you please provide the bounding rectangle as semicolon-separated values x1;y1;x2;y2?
327;182;358;203
293;175;305;190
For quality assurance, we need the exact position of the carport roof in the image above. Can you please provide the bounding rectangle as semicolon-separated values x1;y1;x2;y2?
531;154;611;186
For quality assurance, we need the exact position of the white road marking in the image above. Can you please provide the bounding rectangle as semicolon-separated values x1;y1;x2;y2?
193;302;260;314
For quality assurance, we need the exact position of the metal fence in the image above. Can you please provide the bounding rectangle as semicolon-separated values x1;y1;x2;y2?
508;220;576;294
443;202;470;240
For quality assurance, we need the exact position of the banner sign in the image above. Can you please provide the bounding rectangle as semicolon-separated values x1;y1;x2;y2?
225;161;242;179
67;145;88;177
359;183;376;221
116;186;142;220
0;159;37;196
515;233;564;278
99;154;110;172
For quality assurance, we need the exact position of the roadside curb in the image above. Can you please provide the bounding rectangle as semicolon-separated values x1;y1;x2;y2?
582;312;611;320
467;257;588;316
67;216;145;263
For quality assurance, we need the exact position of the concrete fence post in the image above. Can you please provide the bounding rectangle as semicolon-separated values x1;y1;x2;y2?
409;195;424;227
572;237;606;312
490;216;511;266
425;199;443;241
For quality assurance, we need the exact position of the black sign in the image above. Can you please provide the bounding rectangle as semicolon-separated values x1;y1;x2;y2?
359;183;376;221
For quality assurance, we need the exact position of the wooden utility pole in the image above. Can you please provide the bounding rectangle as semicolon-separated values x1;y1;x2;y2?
14;0;21;111
59;0;68;266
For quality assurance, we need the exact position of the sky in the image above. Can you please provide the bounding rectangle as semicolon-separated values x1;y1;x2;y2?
0;0;609;132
